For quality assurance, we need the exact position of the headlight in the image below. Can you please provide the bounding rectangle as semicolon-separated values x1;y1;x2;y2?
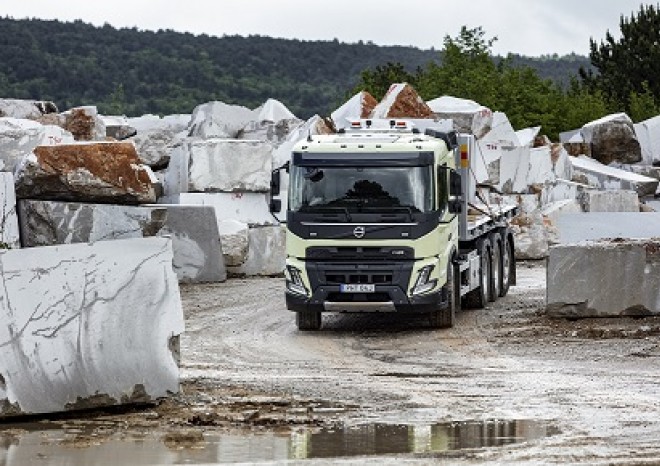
286;265;308;296
411;265;437;296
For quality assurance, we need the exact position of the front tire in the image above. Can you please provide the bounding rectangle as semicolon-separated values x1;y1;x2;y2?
429;262;458;329
296;311;322;331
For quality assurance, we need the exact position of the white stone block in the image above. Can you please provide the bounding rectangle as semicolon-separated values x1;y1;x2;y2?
516;126;541;148
541;199;582;227
578;190;640;213
555;212;660;244
0;99;57;119
634;115;660;165
188;101;255;139
427;95;493;138
218;219;249;267
0;118;74;172
0;173;20;249
0;237;184;417
498;147;531;193
331;91;377;128
571;155;658;196
161;192;277;226
165;139;273;195
227;226;286;276
541;180;581;205
527;146;554;186
547;240;660;318
19;201;226;283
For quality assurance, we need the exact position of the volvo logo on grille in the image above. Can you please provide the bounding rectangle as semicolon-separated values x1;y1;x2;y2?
353;226;366;239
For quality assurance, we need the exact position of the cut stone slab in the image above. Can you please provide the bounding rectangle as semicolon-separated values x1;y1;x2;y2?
160;192;277;227
0;99;58;119
188;101;255;139
571;155;658;197
101;115;137;140
0;117;75;172
581;113;641;165
547;239;660;318
240;99;301;144
516;126;542;148
634;115;660;165
331;91;378;128
18;200;226;283
15;142;157;204
218;219;249;267
577;190;639;213
227;225;286;276
427;95;493;139
555;212;660;244
0;237;184;418
165;139;273;195
370;83;433;119
0;173;20;249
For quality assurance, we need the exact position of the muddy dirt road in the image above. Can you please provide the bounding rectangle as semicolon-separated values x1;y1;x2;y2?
3;262;660;464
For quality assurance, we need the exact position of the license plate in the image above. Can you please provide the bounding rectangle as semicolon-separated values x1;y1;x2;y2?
340;284;375;293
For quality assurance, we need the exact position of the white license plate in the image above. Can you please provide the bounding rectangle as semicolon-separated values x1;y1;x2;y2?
340;284;375;293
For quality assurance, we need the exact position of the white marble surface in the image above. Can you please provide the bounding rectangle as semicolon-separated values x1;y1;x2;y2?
0;173;19;248
0;117;74;172
547;240;660;317
161;192;277;227
165;139;273;194
634;115;660;166
571;155;658;196
227;225;286;276
19;200;226;283
188;101;255;139
0;237;184;416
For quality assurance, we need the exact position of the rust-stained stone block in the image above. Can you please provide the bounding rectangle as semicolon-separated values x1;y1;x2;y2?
15;141;156;204
547;239;660;318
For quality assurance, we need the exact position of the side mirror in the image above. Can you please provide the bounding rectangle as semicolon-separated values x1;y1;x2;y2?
269;198;282;213
449;170;462;197
270;170;281;196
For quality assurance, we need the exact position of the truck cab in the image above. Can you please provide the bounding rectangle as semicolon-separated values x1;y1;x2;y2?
272;119;515;330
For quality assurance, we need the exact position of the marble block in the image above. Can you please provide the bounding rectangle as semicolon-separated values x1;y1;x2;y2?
0;237;185;417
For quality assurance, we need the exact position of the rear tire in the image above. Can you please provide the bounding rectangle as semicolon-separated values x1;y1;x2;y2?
429;262;458;329
463;238;491;309
489;234;502;302
296;311;322;331
500;232;514;297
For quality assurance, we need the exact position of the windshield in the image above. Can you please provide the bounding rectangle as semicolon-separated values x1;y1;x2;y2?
289;166;434;213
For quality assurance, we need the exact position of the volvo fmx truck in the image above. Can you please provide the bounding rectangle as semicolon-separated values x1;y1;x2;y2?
270;119;517;330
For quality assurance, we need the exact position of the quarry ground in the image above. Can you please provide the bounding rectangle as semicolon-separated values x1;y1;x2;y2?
4;261;660;465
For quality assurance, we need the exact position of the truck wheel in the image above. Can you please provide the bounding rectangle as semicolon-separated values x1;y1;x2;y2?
463;238;491;309
429;262;458;329
500;233;514;297
296;311;322;331
489;234;502;302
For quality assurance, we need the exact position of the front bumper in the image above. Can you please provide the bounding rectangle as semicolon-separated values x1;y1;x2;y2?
286;285;444;314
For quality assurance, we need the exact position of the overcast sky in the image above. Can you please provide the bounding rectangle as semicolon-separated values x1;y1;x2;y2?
1;1;652;56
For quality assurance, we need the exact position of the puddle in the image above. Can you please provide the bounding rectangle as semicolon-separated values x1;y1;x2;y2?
0;419;555;464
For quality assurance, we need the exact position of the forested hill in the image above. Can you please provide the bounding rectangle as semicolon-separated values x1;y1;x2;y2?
0;17;590;118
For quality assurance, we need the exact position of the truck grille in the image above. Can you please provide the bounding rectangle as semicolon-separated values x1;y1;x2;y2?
325;273;393;285
307;246;413;261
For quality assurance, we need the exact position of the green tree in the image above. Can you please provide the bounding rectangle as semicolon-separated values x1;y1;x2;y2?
353;62;417;100
580;4;660;114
